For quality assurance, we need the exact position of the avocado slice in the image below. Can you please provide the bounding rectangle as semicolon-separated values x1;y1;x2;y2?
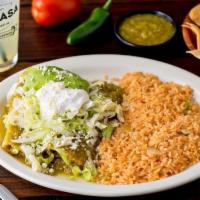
20;66;89;91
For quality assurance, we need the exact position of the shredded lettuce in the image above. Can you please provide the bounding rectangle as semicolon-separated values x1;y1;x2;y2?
82;167;93;181
12;128;49;144
71;161;97;181
82;160;97;181
55;148;71;166
4;95;40;131
71;165;82;177
20;144;42;172
37;151;54;165
63;117;89;134
102;124;114;138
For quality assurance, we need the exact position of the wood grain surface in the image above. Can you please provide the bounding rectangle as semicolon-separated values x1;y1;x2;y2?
1;0;200;199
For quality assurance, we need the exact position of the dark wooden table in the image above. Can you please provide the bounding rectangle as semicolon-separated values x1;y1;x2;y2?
1;0;200;199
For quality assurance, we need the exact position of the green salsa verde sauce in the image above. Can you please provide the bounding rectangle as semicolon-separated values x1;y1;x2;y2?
119;14;175;46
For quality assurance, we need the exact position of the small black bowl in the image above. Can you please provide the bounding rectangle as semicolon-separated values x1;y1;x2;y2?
114;10;177;51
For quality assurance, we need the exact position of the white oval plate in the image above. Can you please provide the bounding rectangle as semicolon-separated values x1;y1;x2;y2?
0;54;200;197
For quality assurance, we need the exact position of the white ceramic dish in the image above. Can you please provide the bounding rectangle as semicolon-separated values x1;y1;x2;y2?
0;54;200;197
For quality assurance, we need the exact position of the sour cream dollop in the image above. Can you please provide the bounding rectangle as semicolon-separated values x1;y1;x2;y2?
36;82;90;119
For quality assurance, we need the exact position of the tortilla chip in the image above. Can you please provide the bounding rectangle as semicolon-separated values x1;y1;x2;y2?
187;49;200;59
189;4;200;27
182;22;200;50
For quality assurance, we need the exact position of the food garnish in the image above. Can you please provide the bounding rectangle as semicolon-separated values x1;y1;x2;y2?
1;66;123;181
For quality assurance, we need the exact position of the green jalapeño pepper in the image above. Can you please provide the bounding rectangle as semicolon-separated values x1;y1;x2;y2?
67;0;112;45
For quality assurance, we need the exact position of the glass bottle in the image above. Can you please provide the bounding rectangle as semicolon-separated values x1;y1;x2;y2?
0;0;19;72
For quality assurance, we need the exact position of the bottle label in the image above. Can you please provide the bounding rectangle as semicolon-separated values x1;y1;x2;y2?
0;0;19;40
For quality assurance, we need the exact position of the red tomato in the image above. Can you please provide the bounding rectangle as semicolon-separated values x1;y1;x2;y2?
32;0;81;27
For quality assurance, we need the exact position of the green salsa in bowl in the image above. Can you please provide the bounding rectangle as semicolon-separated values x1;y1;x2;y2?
114;11;177;49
